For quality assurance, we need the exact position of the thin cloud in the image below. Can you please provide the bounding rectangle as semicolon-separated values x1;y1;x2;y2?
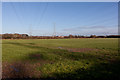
63;26;116;31
62;25;118;35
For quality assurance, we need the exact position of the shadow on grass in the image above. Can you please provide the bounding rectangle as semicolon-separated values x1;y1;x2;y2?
29;53;46;60
2;41;120;80
4;42;45;49
27;52;53;64
2;60;120;80
40;60;120;80
5;41;115;61
5;41;107;62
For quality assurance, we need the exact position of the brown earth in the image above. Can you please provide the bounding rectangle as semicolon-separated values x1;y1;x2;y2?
2;60;49;79
2;61;39;78
65;48;99;52
2;52;54;79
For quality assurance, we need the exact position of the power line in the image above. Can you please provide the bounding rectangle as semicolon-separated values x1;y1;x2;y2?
32;2;42;27
36;2;48;27
66;4;117;28
10;2;24;26
29;24;32;36
53;23;56;37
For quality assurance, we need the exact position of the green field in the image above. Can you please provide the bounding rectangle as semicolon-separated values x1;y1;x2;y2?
2;38;120;79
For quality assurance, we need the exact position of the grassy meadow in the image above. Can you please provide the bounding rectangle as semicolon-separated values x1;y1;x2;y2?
2;38;120;79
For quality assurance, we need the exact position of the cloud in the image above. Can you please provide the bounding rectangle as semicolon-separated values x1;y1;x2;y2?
63;26;116;31
62;26;118;35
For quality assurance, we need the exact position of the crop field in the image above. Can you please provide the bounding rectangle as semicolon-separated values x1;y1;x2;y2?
2;38;120;79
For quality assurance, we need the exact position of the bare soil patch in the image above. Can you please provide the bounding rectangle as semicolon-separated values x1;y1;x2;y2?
2;61;44;79
66;48;99;52
57;46;99;52
29;54;44;60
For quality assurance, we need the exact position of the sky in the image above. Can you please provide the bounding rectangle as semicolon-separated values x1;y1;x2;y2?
2;2;118;36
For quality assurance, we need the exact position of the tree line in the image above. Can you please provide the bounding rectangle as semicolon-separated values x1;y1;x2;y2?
0;33;120;39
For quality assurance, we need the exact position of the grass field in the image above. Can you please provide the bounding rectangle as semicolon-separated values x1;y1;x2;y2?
2;38;120;79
